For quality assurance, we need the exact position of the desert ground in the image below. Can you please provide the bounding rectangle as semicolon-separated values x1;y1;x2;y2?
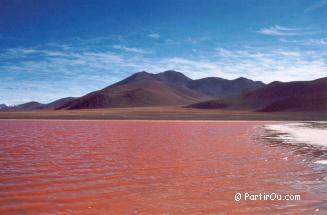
0;106;326;121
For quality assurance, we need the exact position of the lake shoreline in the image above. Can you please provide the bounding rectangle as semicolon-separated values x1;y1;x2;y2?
0;107;326;121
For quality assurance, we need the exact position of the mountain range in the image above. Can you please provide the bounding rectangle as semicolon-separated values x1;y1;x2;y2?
1;70;326;113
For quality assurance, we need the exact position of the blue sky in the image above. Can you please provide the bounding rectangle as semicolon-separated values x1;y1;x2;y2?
1;0;327;105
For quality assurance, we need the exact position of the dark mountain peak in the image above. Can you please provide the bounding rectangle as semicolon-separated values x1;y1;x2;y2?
0;104;7;109
155;70;192;86
160;70;178;74
194;77;226;82
131;71;154;79
136;70;151;75
269;81;283;85
24;101;43;105
234;77;253;83
157;70;190;78
234;76;247;80
44;97;77;110
158;70;185;76
19;101;44;108
107;71;156;89
187;76;265;98
233;77;263;84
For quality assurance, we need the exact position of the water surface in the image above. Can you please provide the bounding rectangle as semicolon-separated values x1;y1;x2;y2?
0;120;326;214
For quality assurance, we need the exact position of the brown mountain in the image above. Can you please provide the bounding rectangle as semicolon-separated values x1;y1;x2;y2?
59;70;264;110
188;77;327;112
2;71;325;113
59;71;208;109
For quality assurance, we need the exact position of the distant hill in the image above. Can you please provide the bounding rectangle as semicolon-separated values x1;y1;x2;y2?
189;77;327;112
186;77;264;98
41;97;76;109
0;104;8;110
2;97;76;112
3;101;44;111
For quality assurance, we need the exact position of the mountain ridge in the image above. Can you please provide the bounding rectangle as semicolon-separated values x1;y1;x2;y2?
2;70;325;113
58;70;264;109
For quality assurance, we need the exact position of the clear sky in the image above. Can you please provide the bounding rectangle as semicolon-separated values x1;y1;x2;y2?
1;0;327;105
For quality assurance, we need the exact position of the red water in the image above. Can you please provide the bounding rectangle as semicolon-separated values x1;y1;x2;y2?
0;120;325;214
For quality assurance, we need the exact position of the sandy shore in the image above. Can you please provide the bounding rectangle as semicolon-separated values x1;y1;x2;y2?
0;106;326;120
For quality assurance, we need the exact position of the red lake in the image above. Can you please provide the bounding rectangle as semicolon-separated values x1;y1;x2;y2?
0;120;326;214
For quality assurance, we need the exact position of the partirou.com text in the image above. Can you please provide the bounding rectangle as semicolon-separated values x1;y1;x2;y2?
234;192;301;202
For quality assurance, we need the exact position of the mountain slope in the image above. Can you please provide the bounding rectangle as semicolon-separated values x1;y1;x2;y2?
258;96;327;112
246;78;326;103
187;77;264;98
188;77;327;112
251;77;327;112
42;97;76;109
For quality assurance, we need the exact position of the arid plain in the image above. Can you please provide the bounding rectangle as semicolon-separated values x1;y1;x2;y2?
0;106;326;121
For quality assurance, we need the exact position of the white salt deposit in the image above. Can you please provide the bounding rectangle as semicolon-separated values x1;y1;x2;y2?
264;122;327;148
314;160;327;165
